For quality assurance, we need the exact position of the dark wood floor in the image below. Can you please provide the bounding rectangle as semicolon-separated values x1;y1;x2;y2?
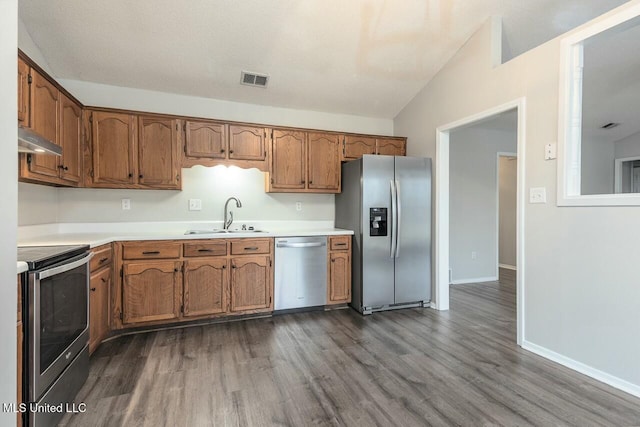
61;269;640;426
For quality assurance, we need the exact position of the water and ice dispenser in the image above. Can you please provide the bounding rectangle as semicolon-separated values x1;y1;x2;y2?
369;207;387;236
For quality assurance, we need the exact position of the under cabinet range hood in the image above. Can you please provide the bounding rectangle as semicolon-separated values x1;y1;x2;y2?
18;126;62;156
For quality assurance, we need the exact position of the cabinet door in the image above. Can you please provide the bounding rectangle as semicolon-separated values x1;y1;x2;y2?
90;111;137;186
138;116;180;188
59;93;82;184
28;70;60;178
376;138;406;156
122;261;182;324
89;267;110;354
329;252;351;303
184;259;228;317
18;58;29;126
270;129;306;190
185;121;227;159
228;125;267;161
343;135;375;160
230;256;272;312
307;132;340;191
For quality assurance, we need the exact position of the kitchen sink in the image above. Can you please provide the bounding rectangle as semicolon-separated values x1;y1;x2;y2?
184;229;265;235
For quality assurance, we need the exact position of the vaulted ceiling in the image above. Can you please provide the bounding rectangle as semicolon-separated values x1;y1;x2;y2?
19;0;628;119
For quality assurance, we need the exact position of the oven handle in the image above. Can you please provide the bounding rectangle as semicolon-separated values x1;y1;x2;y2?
36;253;93;280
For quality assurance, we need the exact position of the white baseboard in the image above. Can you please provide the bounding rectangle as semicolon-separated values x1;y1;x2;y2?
498;263;517;271
450;276;498;285
522;340;640;398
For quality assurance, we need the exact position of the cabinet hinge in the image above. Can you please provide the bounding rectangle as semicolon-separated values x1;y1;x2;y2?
183;123;186;131
270;178;273;184
119;312;123;320
90;169;94;178
183;143;187;154
89;114;93;123
120;267;123;278
271;130;273;139
180;304;184;314
26;154;32;164
27;74;32;84
269;259;272;267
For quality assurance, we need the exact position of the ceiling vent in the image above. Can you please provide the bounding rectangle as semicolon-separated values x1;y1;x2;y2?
601;122;620;129
240;71;269;88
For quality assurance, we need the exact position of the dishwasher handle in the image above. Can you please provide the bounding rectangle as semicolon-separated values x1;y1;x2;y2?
276;242;326;248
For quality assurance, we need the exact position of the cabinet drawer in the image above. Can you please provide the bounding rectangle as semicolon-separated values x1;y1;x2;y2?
90;244;113;271
122;242;181;260
230;239;271;255
329;236;351;251
184;241;228;257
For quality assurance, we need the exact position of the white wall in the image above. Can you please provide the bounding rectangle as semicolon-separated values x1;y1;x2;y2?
449;126;516;282
581;136;615;195
1;0;18;424
57;167;334;223
499;156;517;268
614;131;640;158
395;3;640;391
18;183;58;225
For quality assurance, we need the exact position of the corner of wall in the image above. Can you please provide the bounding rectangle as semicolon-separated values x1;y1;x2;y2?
18;18;54;76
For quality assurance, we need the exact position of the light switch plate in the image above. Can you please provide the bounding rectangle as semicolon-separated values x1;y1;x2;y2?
529;187;547;203
545;143;557;160
295;202;302;211
121;199;131;210
189;199;202;211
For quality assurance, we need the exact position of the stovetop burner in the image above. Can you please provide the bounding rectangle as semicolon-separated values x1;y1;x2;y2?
18;244;90;270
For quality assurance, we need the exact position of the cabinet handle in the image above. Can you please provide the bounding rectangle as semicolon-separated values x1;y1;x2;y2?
244;247;259;251
331;259;335;263
222;265;227;269
174;268;179;272
334;243;347;246
300;180;305;184
128;173;133;178
99;257;109;264
139;174;144;179
197;249;213;252
90;287;96;291
64;166;69;171
229;150;234;154
232;265;236;269
101;277;107;283
142;251;160;255
309;180;313;184
220;149;225;153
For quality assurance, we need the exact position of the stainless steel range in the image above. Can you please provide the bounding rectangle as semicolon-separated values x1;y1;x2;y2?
18;245;92;427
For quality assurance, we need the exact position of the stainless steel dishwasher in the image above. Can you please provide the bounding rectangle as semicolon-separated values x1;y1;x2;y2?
274;236;327;310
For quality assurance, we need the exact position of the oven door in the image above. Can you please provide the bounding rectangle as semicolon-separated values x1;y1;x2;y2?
28;252;92;402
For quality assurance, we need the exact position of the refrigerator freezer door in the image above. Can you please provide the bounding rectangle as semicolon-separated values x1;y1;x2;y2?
394;156;432;304
361;155;396;308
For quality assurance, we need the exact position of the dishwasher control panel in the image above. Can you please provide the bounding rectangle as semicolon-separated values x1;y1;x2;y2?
369;207;387;236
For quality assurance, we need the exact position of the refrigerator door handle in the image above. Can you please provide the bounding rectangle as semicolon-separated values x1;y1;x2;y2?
395;179;401;258
390;179;397;258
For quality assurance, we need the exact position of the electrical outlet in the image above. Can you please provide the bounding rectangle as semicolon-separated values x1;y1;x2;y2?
529;187;547;204
121;199;131;210
189;199;202;211
471;251;477;260
545;143;557;160
295;202;302;211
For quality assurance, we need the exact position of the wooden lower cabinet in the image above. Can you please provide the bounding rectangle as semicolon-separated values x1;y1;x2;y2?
122;261;182;324
230;256;272;312
89;266;111;354
183;258;228;317
114;238;273;330
327;236;352;305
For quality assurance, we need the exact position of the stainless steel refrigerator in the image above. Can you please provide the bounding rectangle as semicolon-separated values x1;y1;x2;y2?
335;155;431;314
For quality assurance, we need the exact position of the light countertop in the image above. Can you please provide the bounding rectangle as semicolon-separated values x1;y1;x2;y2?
17;262;28;275
18;221;354;249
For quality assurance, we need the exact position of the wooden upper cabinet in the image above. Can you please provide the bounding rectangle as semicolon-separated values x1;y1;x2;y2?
17;58;29;126
270;129;306;190
307;132;340;192
343;135;375;160
89;111;137;187
138;116;181;189
122;260;182;325
28;70;60;178
183;258;228;317
59;93;82;184
184;121;226;159
228;125;267;161
376;138;406;156
230;256;272;312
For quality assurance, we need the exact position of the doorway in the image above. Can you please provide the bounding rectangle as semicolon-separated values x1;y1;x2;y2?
434;99;526;345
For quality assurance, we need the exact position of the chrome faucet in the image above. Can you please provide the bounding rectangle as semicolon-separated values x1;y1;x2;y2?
223;197;242;230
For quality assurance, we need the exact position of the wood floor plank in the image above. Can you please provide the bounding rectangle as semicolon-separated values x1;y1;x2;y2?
60;269;640;426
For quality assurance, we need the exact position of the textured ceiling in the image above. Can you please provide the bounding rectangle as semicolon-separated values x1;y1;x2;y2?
19;0;628;119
